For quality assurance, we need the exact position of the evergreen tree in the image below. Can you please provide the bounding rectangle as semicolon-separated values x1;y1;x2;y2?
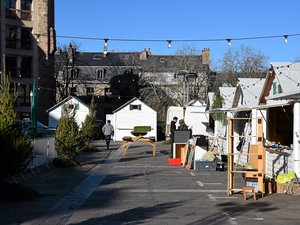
81;96;100;147
0;73;32;181
55;109;82;165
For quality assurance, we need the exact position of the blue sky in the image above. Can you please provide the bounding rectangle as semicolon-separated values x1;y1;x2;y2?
55;0;300;69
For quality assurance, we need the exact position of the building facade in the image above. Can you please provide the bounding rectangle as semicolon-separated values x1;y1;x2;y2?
55;47;212;121
0;0;56;124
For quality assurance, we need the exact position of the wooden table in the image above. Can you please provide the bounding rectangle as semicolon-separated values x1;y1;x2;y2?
122;135;156;158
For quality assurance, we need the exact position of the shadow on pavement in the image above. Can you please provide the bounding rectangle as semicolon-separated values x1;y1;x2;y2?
186;201;279;225
68;201;186;225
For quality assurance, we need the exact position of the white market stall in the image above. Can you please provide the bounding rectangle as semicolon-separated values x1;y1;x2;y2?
110;97;157;141
47;96;90;129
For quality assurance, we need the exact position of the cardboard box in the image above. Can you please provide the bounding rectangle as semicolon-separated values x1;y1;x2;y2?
276;183;288;194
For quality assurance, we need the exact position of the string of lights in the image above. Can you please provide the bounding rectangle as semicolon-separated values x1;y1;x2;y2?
56;33;300;49
276;70;300;86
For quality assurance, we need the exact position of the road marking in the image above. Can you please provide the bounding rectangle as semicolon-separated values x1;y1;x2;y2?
197;181;204;186
124;189;227;193
205;182;222;185
207;194;216;201
190;172;196;176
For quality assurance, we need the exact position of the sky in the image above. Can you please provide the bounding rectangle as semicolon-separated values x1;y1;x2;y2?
55;0;300;69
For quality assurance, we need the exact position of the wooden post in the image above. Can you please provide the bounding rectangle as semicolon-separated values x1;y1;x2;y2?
228;117;234;196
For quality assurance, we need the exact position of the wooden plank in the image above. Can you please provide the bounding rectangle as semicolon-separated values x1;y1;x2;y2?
182;144;189;168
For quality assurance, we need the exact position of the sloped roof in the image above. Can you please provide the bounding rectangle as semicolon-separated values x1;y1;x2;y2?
265;62;300;101
186;99;206;107
112;97;156;113
236;78;265;108
219;87;236;109
46;95;89;112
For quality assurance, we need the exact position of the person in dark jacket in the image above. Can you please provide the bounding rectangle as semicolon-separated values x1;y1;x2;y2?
178;119;189;130
169;117;178;157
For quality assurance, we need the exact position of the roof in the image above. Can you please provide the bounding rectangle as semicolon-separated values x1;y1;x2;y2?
265;62;300;101
46;95;89;112
219;87;236;109
112;97;156;113
236;78;265;108
186;99;206;107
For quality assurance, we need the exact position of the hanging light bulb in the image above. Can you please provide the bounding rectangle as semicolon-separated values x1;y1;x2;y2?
226;39;232;46
103;39;108;55
104;39;108;47
284;35;288;43
167;40;172;48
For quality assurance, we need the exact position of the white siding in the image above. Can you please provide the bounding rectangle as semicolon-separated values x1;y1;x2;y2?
113;99;157;141
266;152;294;178
185;106;209;136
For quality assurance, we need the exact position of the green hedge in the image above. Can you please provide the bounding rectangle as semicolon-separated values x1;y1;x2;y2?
133;126;151;132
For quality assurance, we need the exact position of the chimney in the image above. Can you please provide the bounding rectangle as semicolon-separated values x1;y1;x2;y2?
140;48;148;60
201;48;210;65
148;48;151;56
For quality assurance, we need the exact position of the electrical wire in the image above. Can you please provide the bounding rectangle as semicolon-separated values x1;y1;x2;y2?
56;33;300;43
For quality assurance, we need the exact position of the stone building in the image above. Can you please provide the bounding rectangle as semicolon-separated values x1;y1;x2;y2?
55;47;212;121
0;0;56;124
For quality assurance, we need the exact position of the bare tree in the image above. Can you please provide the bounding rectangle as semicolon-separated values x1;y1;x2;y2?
216;45;269;88
175;44;209;104
54;42;81;102
138;44;210;121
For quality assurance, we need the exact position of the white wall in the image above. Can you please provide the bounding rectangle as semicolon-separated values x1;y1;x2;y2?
184;106;209;135
166;106;184;136
113;99;157;141
48;98;89;129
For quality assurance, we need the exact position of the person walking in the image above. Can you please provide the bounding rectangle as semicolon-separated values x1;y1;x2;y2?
102;120;114;150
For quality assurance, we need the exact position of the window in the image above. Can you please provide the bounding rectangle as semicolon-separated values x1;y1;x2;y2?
130;104;141;110
97;68;106;79
5;55;17;77
86;87;94;95
5;0;16;18
272;82;277;95
6;26;17;48
21;56;32;78
16;84;31;106
21;0;32;20
21;28;32;49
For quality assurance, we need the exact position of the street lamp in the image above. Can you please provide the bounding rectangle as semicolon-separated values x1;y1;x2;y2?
175;70;198;106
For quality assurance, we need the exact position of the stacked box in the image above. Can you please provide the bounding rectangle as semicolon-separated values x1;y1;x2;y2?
276;183;288;194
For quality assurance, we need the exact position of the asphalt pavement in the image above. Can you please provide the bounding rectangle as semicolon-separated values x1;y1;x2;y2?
1;140;300;225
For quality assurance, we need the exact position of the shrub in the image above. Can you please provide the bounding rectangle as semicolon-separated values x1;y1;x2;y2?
55;113;83;162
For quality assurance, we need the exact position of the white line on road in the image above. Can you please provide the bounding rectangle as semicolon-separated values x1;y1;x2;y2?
197;181;204;186
205;182;223;185
207;194;216;201
190;172;196;176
